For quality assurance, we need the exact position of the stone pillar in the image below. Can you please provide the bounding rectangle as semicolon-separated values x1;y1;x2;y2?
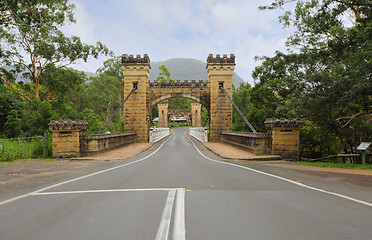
158;101;168;128
206;54;235;142
48;120;88;158
265;118;304;159
121;54;150;142
191;102;201;127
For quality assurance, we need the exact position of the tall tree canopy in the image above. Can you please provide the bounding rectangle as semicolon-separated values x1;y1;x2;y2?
249;0;372;157
0;0;111;102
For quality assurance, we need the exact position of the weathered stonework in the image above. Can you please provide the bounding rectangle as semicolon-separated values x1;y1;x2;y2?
49;120;137;158
83;132;136;155
158;101;169;127
121;54;151;142
147;80;210;113
265;118;303;159
168;109;192;123
191;102;202;127
206;54;235;142
121;53;235;143
220;131;270;155
48;120;88;158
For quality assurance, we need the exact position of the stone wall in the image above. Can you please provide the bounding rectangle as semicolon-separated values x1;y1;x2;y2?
49;120;137;158
265;118;303;159
49;120;88;158
82;132;136;156
220;131;270;155
218;118;303;159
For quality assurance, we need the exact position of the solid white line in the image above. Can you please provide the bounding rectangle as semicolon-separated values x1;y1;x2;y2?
30;188;177;196
156;189;176;240
187;134;372;207
173;188;186;240
0;138;171;206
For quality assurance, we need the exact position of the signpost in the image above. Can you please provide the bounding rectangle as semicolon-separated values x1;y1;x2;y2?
357;142;371;165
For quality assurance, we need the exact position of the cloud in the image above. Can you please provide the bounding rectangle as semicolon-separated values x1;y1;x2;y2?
61;0;291;83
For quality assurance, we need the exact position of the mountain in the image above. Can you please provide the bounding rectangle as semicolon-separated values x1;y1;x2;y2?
148;58;245;87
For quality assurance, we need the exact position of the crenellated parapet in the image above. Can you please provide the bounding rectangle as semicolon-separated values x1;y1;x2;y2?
149;80;208;88
48;120;89;131
264;118;304;129
206;54;235;65
121;54;150;66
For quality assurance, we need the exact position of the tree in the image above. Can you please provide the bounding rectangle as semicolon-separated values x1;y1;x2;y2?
254;0;372;156
156;65;175;83
81;57;124;133
0;0;111;101
259;0;371;124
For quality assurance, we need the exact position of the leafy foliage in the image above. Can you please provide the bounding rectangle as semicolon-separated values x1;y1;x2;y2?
243;0;372;158
156;65;174;83
0;0;112;101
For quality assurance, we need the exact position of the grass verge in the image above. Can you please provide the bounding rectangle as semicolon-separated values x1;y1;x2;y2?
297;161;372;170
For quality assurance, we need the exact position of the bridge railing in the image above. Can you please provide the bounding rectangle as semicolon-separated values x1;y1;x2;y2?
220;131;270;155
82;132;137;156
149;127;171;142
49;120;137;158
189;127;208;142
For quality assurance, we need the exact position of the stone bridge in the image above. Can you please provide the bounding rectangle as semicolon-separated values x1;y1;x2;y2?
122;54;235;142
49;54;303;160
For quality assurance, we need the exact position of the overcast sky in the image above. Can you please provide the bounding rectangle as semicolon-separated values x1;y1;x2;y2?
62;0;293;84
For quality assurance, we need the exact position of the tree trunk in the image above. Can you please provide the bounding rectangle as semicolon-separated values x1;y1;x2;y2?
35;83;40;99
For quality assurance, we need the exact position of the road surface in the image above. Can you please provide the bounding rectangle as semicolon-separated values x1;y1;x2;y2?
1;128;371;239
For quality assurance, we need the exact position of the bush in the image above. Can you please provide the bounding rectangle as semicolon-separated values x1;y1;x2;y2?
0;136;47;162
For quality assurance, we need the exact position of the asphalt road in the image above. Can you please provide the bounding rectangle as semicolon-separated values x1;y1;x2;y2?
1;128;372;240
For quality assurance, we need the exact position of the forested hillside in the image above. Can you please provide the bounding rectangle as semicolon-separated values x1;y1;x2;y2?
149;58;245;87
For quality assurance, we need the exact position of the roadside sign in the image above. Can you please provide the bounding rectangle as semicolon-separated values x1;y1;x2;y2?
357;142;371;151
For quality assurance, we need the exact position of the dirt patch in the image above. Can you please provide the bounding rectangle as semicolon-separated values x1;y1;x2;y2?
204;142;280;160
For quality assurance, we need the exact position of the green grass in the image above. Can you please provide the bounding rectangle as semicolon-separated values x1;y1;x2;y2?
297;161;372;170
170;123;192;128
0;137;51;162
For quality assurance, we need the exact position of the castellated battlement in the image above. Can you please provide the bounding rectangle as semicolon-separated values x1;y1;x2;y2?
206;54;235;64
121;54;150;65
149;80;208;88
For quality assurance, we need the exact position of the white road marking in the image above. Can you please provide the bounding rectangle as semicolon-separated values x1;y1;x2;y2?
30;188;177;196
156;189;176;240
0;138;171;206
187;133;372;207
173;188;186;240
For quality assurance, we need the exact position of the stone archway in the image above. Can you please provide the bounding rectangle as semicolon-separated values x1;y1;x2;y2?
121;54;235;142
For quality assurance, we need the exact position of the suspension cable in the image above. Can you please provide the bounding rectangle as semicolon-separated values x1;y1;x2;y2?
97;86;136;134
220;86;257;133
